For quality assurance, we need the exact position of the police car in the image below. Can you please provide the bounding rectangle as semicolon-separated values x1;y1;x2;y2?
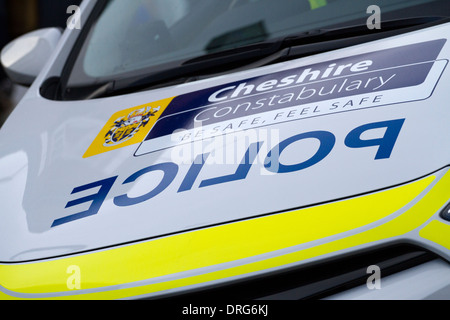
0;0;449;300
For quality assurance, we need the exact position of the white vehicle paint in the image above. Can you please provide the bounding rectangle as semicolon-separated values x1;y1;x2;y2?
0;0;449;300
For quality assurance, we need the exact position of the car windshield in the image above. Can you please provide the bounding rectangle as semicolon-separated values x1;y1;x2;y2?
65;0;449;91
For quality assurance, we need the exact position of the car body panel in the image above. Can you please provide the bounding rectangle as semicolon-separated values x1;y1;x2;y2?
0;0;449;299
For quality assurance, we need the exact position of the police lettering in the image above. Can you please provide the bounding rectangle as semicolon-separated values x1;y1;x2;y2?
53;118;404;227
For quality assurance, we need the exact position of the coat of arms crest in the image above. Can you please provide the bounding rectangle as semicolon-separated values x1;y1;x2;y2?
104;106;159;146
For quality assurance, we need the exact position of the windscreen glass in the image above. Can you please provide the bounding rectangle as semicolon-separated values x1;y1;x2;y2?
66;0;449;88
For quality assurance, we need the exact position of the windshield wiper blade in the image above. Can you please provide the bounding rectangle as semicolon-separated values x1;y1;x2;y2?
82;16;447;99
88;40;289;99
183;16;447;64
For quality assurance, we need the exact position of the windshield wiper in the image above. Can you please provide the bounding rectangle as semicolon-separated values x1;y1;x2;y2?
68;16;447;100
83;40;287;99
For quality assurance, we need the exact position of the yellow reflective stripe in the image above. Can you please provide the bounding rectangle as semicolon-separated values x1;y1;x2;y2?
309;0;327;10
420;220;450;250
0;175;435;299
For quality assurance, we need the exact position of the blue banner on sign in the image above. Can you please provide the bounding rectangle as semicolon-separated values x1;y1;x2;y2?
143;39;446;143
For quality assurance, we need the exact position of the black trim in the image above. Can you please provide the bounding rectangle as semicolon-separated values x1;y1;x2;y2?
440;202;450;221
152;244;436;300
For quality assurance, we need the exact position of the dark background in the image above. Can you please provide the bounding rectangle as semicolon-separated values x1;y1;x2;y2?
0;0;82;126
